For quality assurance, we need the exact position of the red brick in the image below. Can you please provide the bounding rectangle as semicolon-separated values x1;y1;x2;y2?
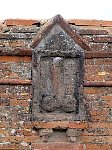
83;36;93;43
84;59;95;65
83;128;112;136
0;144;19;150
8;40;27;47
15;129;37;136
79;29;108;35
32;121;69;129
101;95;112;101
94;58;112;65
10;100;29;106
0;122;8;128
68;19;101;26
0;93;14;99
93;36;112;43
0;56;31;62
24;122;33;129
0;136;40;143
101;20;112;27
109;144;112;150
84;75;105;82
90;115;108;122
90;109;109;116
84;88;102;94
89;43;112;51
0;129;9;136
88;123;112;129
86;144;110;150
81;135;112;143
0;79;31;85
102;101;112;108
63;143;84;150
32;121;88;129
32;143;84;150
0;47;32;56
85;52;112;58
5;19;40;26
85;65;99;74
68;122;88;129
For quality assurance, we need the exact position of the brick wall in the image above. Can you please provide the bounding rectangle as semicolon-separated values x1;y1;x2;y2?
0;18;112;150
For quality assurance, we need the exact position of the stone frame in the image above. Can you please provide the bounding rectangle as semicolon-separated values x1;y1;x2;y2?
31;15;89;121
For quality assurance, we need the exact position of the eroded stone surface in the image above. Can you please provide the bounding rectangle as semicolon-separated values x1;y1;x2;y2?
32;17;85;121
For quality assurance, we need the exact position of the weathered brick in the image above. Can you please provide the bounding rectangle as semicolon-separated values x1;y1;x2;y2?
0;136;40;143
5;19;40;26
86;144;110;150
39;129;53;136
101;20;112;27
10;100;29;107
101;95;112;101
83;128;112;136
68;19;101;26
0;39;31;48
0;129;9;136
88;123;112;129
90;114;108;122
0;98;10;106
78;29;108;35
94;58;112;65
14;129;37;136
90;109;109;116
102;101;112;108
85;51;112;58
0;33;36;39
84;74;106;82
93;35;112;43
0;85;31;99
0;47;32;56
10;26;39;33
0;144;19;150
89;43;112;51
66;129;83;137
32;121;88;129
84;87;112;95
81;135;112;143
84;59;95;65
84;88;102;94
0;16;112;150
109;144;112;150
0;56;31;62
82;35;93;42
85;65;100;74
32;143;84;150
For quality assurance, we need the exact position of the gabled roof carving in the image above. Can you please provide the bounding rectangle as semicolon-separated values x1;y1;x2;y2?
31;14;90;50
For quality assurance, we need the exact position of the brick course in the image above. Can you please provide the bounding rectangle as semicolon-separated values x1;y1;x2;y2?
0;17;112;150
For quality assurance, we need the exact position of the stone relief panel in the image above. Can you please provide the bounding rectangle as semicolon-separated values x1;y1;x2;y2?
40;57;78;113
31;15;87;121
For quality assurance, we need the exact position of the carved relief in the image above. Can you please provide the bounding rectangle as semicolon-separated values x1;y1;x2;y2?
40;57;77;113
31;15;89;121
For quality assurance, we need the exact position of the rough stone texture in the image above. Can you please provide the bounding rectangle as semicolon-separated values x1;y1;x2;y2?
39;129;53;136
0;61;31;80
66;129;83;137
35;24;84;52
32;17;85;121
0;15;112;149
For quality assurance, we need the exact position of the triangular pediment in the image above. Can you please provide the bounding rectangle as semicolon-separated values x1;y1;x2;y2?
31;14;89;51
